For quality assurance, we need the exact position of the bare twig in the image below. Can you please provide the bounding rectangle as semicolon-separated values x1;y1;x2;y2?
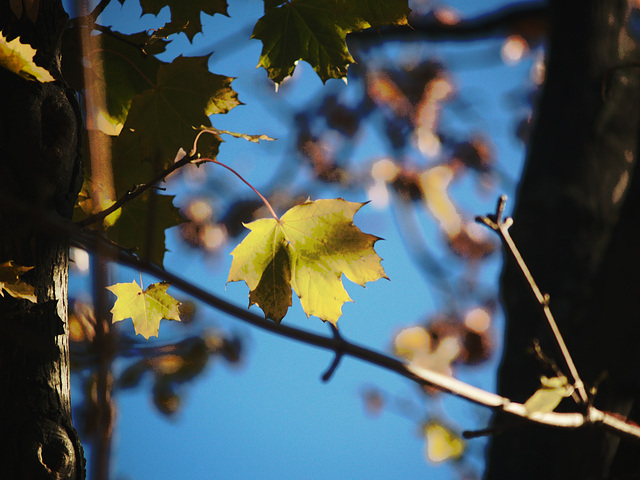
76;150;196;228
475;195;589;405
192;129;280;221
407;363;640;440
321;324;345;382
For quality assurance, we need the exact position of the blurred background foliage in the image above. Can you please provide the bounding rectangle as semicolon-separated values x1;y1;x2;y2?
62;0;549;477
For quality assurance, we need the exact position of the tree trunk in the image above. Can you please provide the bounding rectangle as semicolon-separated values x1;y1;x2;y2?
486;1;640;478
0;1;84;478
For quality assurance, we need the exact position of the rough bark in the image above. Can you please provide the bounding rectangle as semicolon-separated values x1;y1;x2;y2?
0;1;84;479
486;1;640;478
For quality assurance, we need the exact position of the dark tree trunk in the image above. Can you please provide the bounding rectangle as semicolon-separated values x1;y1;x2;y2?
486;1;640;478
0;1;84;479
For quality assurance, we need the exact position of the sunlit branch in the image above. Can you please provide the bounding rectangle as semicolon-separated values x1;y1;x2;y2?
407;363;640;441
5;190;640;443
73;218;640;442
475;195;589;405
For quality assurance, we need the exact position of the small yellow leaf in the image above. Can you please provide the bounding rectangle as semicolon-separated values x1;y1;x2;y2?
107;280;181;340
0;31;54;82
524;375;573;414
0;260;36;302
228;198;387;325
394;326;431;360
424;421;465;463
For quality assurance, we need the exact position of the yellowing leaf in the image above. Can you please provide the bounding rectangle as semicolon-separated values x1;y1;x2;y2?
419;165;461;236
107;281;181;340
524;375;573;414
394;326;431;360
424;421;465;463
228;198;387;325
0;260;36;302
0;31;54;82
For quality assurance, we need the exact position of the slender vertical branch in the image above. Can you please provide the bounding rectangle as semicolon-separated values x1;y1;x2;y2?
476;195;589;405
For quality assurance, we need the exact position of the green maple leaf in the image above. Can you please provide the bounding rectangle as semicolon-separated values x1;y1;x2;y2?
123;54;240;162
106;191;184;266
523;375;573;414
0;260;36;303
228;198;387;325
252;0;410;84
96;31;166;123
139;0;229;41
107;280;181;340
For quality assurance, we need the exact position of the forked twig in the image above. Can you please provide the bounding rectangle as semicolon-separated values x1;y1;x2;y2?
475;195;589;405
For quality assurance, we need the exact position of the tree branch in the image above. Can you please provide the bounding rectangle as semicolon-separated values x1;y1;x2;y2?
76;150;196;228
476;195;589;404
408;363;640;441
349;2;548;44
6;189;640;443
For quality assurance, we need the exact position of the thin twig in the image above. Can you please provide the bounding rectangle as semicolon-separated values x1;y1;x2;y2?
407;363;640;440
77;150;196;228
192;129;280;221
4;190;640;441
475;195;589;405
321;324;345;382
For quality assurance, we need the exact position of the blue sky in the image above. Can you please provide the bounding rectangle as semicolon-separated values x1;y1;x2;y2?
66;1;537;478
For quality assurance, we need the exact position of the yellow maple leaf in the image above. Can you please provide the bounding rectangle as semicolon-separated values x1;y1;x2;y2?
228;198;387;325
0;31;54;82
0;260;36;302
107;281;181;340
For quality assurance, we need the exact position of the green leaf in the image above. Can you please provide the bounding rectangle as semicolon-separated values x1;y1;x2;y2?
228;198;387;325
106;191;184;266
122;55;239;162
107;280;181;339
0;260;36;302
96;31;167;123
252;0;410;84
140;0;229;41
523;375;573;414
62;26;168;122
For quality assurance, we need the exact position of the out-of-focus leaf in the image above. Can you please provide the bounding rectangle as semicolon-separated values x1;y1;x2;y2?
0;260;36;302
106;191;184;266
419;165;461;236
424;421;465;463
394;326;431;360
